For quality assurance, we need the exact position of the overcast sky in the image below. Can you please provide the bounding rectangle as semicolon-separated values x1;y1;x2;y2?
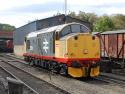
1;0;125;28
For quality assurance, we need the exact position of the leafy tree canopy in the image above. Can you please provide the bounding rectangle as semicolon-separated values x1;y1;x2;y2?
0;23;15;31
68;11;98;24
68;12;124;32
111;14;125;30
93;16;114;32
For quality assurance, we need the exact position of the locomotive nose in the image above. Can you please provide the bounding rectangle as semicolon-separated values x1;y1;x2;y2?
66;34;100;59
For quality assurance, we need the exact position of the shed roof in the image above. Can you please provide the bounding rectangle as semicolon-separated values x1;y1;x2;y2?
17;14;89;29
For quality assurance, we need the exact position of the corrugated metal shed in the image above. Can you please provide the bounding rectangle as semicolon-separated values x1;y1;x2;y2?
14;22;36;45
14;14;91;45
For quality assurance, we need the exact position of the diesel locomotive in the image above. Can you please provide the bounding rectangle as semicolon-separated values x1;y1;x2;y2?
23;23;100;78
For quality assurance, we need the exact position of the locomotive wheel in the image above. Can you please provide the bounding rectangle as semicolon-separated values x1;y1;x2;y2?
48;63;52;70
59;64;67;76
45;61;49;69
29;59;34;66
25;56;30;62
24;57;27;61
33;59;37;65
48;61;59;73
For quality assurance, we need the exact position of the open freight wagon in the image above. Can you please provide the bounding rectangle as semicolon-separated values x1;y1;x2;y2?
99;30;125;72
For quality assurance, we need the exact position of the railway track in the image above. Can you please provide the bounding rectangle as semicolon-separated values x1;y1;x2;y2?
4;54;125;86
0;65;37;94
96;74;125;87
1;53;125;94
0;54;70;94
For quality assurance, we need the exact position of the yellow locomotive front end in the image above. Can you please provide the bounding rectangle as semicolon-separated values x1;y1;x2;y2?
55;33;100;77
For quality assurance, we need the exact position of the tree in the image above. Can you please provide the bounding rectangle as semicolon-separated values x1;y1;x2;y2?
93;16;114;32
68;11;77;18
54;11;125;32
111;14;125;30
78;11;98;24
68;11;98;30
0;23;15;31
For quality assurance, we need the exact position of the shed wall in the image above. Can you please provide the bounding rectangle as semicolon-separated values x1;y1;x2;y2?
14;22;36;45
36;15;65;30
14;44;26;56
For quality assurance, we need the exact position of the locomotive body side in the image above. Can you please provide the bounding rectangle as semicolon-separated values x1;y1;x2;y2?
23;23;100;78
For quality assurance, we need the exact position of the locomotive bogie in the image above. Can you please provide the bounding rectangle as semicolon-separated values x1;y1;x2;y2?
24;53;100;77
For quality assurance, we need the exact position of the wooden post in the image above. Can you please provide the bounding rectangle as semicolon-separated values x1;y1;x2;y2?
7;77;23;94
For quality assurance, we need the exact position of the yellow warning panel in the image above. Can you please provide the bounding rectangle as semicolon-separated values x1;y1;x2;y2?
90;66;100;77
68;67;83;77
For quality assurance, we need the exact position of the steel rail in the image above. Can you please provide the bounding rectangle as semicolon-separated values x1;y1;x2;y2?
0;54;70;94
0;59;39;94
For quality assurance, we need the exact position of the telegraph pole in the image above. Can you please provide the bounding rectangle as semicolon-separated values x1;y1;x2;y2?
65;0;67;16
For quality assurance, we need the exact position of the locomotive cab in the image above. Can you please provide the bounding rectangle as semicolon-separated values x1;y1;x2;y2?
55;34;100;77
55;23;100;77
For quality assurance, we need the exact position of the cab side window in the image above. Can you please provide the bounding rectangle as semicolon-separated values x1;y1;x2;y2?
80;25;89;32
59;24;90;38
60;26;71;37
71;24;80;33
